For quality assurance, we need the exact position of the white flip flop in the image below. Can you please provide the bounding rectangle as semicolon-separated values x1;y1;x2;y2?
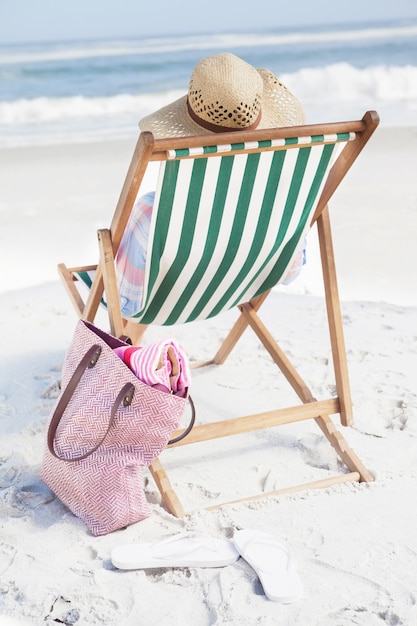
233;529;303;603
111;533;240;570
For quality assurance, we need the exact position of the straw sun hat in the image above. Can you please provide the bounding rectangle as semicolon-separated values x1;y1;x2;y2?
139;52;305;138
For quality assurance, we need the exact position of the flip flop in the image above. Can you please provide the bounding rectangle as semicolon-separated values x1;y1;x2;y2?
111;533;240;570
233;529;303;603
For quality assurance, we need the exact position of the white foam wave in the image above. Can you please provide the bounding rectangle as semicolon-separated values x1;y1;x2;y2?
287;62;417;104
1;23;417;65
1;63;416;146
1;64;415;123
0;91;183;124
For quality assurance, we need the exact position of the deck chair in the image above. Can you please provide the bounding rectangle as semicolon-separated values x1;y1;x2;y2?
59;110;379;517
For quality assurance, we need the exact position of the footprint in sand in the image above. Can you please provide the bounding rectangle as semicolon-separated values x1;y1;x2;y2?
298;433;342;473
318;607;403;626
0;466;19;489
7;480;55;515
40;380;61;400
34;370;62;400
183;482;221;502
45;596;81;625
0;394;16;418
0;543;17;575
385;400;409;431
308;559;414;626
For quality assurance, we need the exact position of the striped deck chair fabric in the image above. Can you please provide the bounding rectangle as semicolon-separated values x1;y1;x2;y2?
128;132;355;326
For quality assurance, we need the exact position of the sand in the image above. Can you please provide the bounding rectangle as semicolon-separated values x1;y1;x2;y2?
0;121;416;625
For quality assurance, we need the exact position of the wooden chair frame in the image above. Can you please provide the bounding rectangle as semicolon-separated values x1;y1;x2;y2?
59;112;379;517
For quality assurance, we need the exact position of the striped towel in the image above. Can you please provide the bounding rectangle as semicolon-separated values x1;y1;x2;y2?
115;191;154;318
114;338;191;397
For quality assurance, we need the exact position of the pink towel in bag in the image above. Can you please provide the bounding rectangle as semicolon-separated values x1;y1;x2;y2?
114;338;191;397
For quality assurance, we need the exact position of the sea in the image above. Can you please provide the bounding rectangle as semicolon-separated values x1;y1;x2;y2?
1;17;417;148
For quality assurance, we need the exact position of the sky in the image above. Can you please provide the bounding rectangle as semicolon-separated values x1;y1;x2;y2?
1;0;417;44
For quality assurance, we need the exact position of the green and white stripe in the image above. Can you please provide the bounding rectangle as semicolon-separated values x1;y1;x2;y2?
167;132;355;159
132;137;345;325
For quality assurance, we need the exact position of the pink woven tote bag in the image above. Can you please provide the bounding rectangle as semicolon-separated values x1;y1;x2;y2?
41;320;190;536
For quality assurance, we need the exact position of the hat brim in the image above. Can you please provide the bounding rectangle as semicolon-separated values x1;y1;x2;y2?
139;70;305;139
139;95;211;138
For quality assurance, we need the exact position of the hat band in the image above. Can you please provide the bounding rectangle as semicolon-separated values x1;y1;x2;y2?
186;98;262;133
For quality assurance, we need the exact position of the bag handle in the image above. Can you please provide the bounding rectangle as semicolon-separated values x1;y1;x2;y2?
47;344;135;462
168;395;196;444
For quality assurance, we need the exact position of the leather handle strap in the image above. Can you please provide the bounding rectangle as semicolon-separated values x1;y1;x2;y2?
47;344;134;462
168;395;196;444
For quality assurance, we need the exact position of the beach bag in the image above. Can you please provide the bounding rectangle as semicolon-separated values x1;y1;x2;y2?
41;319;193;536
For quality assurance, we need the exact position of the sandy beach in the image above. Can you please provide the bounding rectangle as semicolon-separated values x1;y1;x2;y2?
1;121;417;625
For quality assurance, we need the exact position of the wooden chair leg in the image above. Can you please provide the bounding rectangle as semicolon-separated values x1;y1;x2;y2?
236;300;374;483
57;263;86;317
82;265;105;323
122;319;148;345
98;228;125;339
317;206;353;426
58;262;105;324
211;291;270;365
148;459;186;517
315;414;374;482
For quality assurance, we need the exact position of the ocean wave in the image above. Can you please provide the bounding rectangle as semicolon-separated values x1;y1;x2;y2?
1;23;417;65
1;62;416;147
1;63;415;126
287;62;417;103
0;91;182;124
